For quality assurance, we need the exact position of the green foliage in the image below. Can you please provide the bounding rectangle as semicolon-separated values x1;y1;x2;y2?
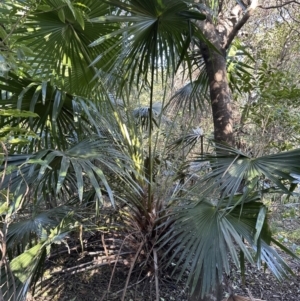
0;1;299;300
239;63;300;153
88;0;207;94
0;110;39;144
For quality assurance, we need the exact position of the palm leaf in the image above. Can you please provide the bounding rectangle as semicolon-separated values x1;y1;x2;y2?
1;242;47;301
0;72;117;152
1;212;77;301
193;145;300;202
7;0;118;95
159;199;296;297
169;127;204;151
89;0;207;92
157;145;300;296
132;102;166;130
165;74;210;115
1;137;137;217
167;37;255;115
6;206;71;250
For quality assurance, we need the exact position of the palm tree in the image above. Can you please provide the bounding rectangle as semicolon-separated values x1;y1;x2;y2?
0;1;299;301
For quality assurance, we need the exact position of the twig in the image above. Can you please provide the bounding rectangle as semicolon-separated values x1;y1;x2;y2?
100;234;132;301
246;288;255;301
0;142;8;190
225;0;259;49
113;275;148;295
50;251;135;276
121;240;144;301
153;248;159;301
0;223;16;301
258;1;300;9
101;233;110;263
51;259;121;276
218;0;225;14
0;174;17;301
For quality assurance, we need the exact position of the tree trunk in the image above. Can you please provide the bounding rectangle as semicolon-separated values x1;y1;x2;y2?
190;2;259;300
189;7;241;301
189;15;233;301
196;18;234;146
195;0;259;145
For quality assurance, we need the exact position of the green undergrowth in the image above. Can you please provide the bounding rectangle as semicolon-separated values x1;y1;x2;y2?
267;195;300;255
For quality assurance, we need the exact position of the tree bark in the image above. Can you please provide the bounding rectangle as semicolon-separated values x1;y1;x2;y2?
194;1;259;146
198;19;234;145
189;2;260;300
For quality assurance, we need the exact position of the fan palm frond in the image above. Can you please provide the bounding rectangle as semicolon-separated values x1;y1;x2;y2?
160;197;297;297
165;74;210;115
132;102;167;130
6;206;71;250
157;144;300;296
1;137;137;214
89;0;206;92
6;0;118;95
194;145;300;201
1;213;76;301
169;126;204;151
0;72;117;152
166;37;255;116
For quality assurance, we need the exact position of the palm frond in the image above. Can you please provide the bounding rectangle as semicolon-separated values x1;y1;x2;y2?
8;0;118;95
165;74;210;115
0;72;118;152
1;242;47;301
193;145;300;201
1;137;137;214
156;145;300;296
169;126;204;151
89;0;207;93
6;206;71;249
132;102;167;130
1;213;76;301
159;199;296;297
167;37;254;115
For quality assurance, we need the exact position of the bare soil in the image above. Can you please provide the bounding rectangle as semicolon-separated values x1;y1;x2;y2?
26;231;300;301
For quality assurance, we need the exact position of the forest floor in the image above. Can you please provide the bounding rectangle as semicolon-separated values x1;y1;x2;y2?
28;202;300;301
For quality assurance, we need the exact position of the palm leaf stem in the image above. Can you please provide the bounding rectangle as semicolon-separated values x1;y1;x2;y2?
147;21;158;211
121;240;145;301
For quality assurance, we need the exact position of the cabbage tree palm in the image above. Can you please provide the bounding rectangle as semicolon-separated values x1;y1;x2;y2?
0;1;299;301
